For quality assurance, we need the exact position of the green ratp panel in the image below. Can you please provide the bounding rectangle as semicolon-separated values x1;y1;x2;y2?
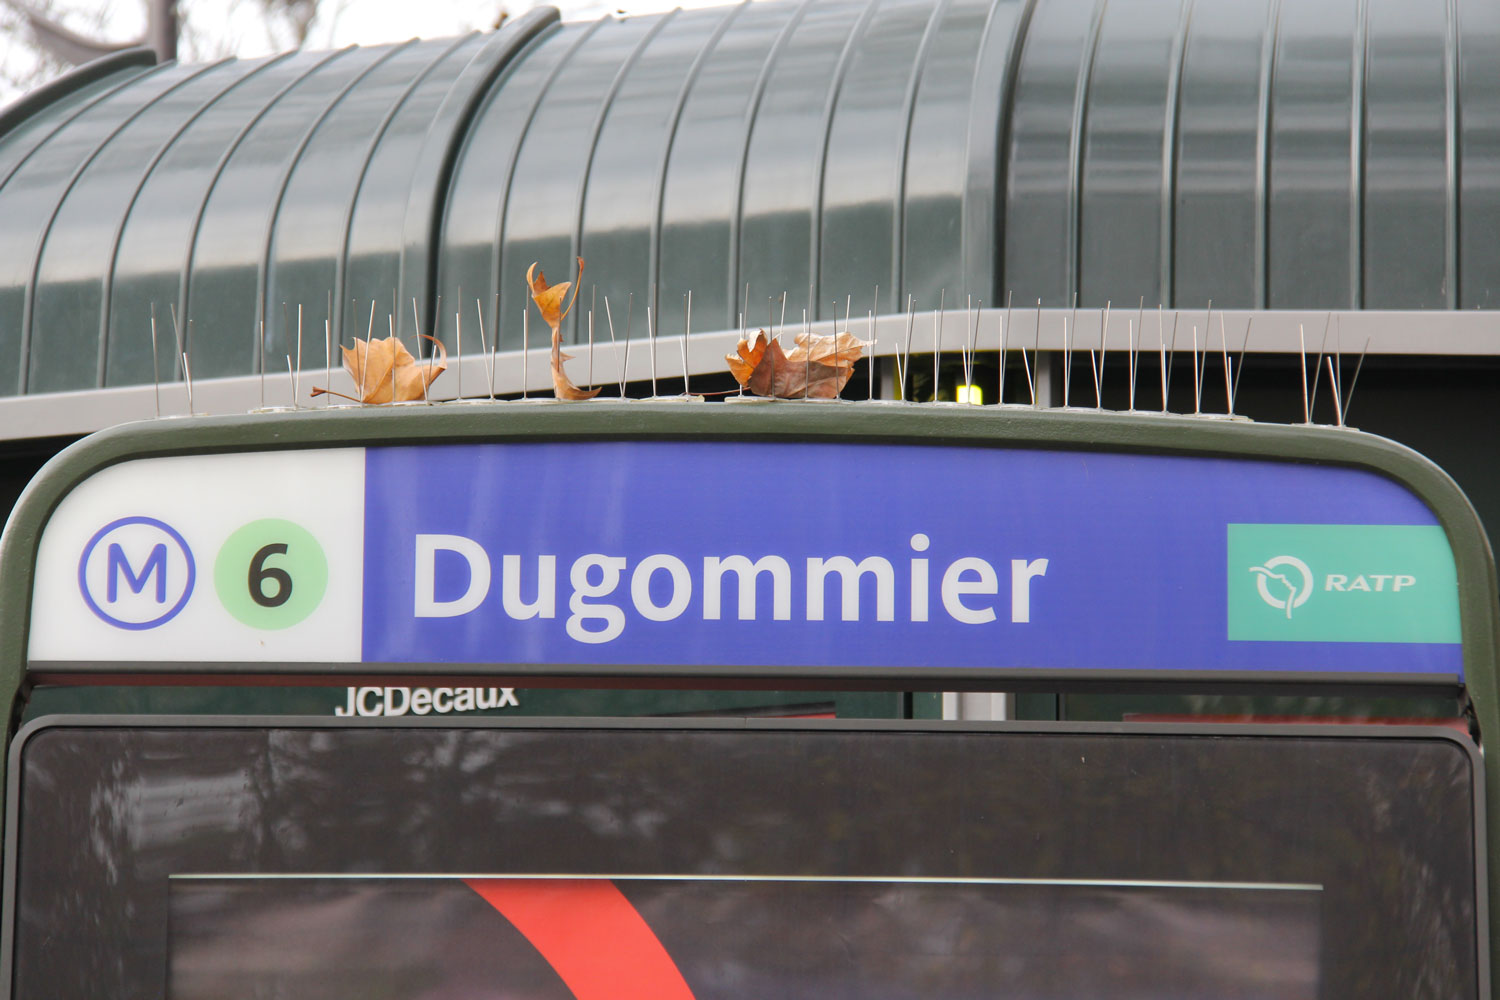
0;0;1496;398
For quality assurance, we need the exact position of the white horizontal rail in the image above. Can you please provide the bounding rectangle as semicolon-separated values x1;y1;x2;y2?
0;308;1495;442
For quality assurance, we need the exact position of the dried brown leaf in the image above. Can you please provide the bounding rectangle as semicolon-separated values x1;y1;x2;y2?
551;329;602;400
528;258;600;400
726;329;865;399
526;260;578;336
726;333;768;385
786;331;864;369
312;334;446;404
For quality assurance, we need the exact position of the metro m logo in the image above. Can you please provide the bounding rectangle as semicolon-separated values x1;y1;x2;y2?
107;542;168;603
79;517;196;630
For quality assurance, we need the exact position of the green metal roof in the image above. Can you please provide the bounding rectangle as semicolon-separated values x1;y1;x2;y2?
0;0;1493;400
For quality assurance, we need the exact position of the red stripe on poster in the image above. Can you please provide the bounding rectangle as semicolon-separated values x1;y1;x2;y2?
465;878;697;1000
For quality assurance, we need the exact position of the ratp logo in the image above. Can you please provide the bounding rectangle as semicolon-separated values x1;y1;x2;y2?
1227;523;1460;644
1248;555;1314;619
78;516;196;630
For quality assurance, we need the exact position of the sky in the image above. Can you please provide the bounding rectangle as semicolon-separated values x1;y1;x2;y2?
0;0;724;104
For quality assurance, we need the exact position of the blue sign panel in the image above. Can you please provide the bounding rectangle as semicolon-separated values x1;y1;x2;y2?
361;442;1461;677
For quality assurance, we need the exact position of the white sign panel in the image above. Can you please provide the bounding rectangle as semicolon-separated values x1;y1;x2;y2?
29;450;365;663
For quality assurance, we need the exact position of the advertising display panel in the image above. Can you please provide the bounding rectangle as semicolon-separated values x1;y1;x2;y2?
3;721;1482;999
2;407;1495;1000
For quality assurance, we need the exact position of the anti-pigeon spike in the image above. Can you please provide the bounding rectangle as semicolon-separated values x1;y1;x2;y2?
387;331;396;405
1062;315;1071;408
325;292;334;407
682;291;691;397
1195;320;1209;415
184;337;200;415
415;297;432;404
1308;311;1332;421
1021;311;1036;407
934;290;945;403
1191;324;1201;415
1165;309;1180;407
1133;296;1145;405
1219;313;1231;415
324;315;333;409
1098;300;1111;403
1090;347;1100;408
623;292;634;395
1001;290;1013;405
1032;300;1043;407
170;302;186;387
1343;337;1371;425
490;293;500;400
833;300;843;398
295;304;304;407
475;298;495;400
902;294;917;401
1334;313;1343;412
1067;292;1079;407
962;295;976;394
150;304;161;418
1298;323;1310;424
1060;310;1071;408
604;297;622;396
1232;316;1252;413
1325;356;1344;427
803;307;811;399
1157;305;1168;414
1202;298;1212;397
648;300;658;397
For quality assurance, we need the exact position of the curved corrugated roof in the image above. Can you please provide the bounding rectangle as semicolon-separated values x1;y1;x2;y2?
0;0;1493;399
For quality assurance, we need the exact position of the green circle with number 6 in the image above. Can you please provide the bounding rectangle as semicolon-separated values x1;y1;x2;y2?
214;519;328;629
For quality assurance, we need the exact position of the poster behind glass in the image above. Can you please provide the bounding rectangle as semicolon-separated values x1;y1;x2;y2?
168;875;1320;1000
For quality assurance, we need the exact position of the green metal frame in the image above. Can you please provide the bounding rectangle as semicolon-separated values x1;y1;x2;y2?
3;401;1498;979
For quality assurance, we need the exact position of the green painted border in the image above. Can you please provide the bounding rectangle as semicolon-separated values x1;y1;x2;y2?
2;401;1497;982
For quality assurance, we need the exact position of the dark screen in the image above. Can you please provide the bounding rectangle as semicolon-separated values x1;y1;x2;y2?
8;723;1482;999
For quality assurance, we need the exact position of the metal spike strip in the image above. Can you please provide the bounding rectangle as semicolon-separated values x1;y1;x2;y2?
214;286;1405;425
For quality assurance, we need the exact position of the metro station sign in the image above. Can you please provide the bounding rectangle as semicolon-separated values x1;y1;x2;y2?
25;439;1462;679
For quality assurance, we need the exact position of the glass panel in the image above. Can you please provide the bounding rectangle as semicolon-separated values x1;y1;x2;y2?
11;725;1481;997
